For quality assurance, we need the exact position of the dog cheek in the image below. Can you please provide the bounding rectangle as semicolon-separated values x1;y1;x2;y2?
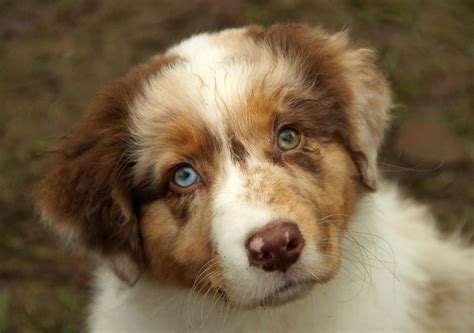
140;203;182;283
310;143;360;278
140;200;217;287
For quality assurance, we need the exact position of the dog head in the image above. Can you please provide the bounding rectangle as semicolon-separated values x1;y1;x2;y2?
35;24;391;308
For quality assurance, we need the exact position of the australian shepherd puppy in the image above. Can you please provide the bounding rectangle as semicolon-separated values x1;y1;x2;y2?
34;24;473;332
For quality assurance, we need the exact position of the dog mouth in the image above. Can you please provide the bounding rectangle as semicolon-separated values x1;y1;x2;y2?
214;278;316;309
257;278;316;307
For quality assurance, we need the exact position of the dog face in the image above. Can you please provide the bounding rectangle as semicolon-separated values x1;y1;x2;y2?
35;24;391;308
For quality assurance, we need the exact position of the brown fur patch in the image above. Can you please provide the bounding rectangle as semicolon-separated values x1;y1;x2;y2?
34;54;180;281
132;114;223;224
233;87;279;146
247;24;353;127
229;135;248;163
423;279;462;331
247;24;391;189
140;191;220;289
239;137;358;282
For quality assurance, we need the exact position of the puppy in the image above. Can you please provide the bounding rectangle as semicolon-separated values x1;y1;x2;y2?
34;24;474;332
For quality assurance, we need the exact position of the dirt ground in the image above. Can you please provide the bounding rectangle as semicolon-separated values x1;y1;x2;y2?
0;0;473;332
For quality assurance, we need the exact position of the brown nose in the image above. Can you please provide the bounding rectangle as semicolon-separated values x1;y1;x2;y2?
246;222;304;272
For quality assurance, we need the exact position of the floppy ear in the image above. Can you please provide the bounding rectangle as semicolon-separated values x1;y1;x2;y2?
257;24;392;189
333;32;392;190
34;80;142;284
34;58;175;284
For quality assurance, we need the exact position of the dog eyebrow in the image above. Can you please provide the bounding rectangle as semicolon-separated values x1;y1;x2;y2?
228;134;249;163
279;93;348;140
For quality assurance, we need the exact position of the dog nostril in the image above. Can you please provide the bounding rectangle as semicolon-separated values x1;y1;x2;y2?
286;239;298;251
246;221;304;272
262;251;271;260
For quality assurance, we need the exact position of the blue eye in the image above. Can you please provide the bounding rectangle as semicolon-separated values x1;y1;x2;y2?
173;166;199;188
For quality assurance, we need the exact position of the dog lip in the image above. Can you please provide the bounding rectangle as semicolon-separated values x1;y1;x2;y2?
275;278;315;293
258;278;317;307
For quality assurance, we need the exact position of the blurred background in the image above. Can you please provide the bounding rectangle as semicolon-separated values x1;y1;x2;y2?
0;0;473;331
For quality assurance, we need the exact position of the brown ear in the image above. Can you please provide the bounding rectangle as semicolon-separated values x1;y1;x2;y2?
335;34;392;190
34;57;176;284
254;24;392;189
34;80;142;284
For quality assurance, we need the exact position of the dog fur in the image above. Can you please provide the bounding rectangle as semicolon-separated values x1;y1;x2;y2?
34;24;474;332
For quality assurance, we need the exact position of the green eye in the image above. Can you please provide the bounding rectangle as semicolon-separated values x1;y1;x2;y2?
277;128;300;151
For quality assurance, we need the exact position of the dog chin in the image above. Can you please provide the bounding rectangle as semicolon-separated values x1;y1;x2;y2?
229;279;317;310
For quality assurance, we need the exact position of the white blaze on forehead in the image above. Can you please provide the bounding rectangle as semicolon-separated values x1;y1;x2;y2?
130;28;306;140
211;163;274;233
164;30;253;126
